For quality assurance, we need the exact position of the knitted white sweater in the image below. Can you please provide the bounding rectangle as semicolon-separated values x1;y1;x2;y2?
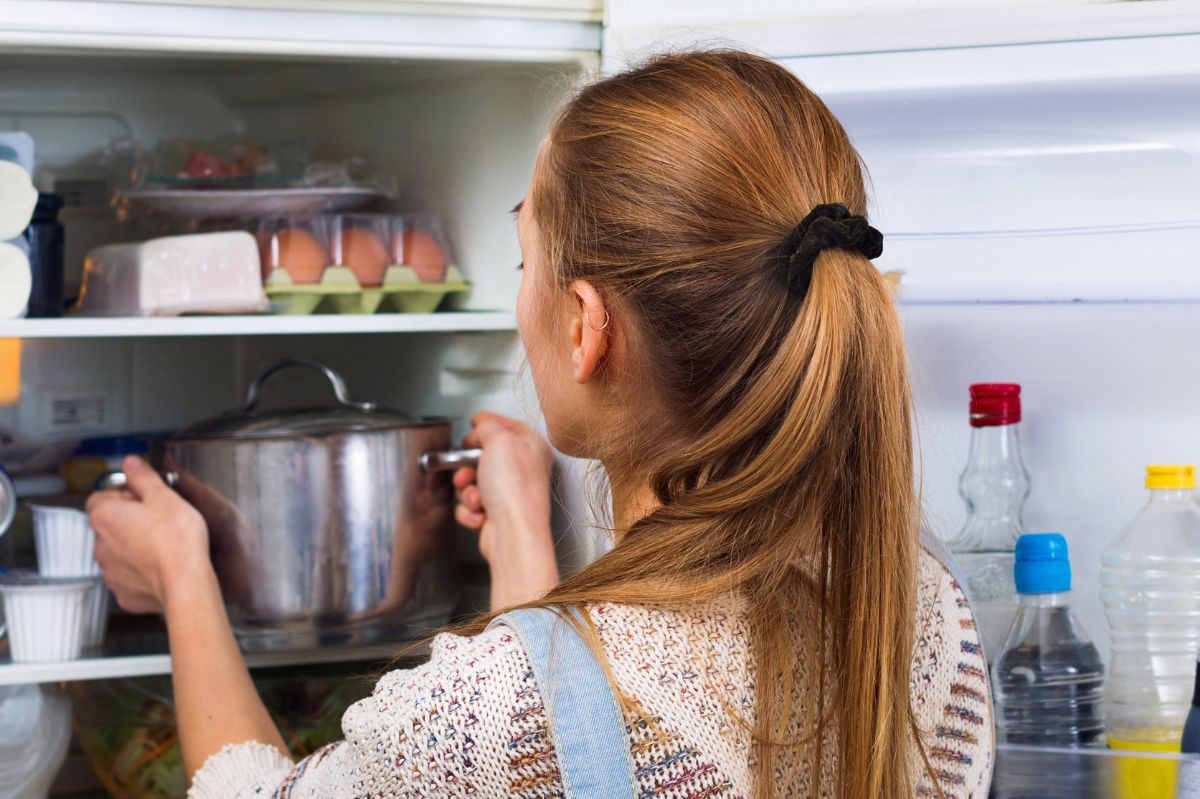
190;548;993;798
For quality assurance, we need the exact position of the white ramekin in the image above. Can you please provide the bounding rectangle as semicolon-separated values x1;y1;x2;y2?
31;505;100;578
0;573;100;663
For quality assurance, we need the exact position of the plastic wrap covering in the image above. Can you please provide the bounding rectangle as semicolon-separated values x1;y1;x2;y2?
0;684;72;799
75;231;269;316
103;137;394;223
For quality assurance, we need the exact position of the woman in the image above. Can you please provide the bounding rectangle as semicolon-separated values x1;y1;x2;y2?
88;50;993;799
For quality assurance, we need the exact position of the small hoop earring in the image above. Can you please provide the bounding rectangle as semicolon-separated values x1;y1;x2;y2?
583;310;610;331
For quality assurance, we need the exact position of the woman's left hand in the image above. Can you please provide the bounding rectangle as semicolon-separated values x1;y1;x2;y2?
86;455;215;615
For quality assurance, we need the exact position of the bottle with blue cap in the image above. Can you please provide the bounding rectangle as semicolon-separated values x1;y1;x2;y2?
993;532;1105;747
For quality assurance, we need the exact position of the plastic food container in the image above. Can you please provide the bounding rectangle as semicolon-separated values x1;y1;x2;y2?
258;214;466;314
331;214;391;287
74;231;270;317
31;505;110;648
32;505;99;577
257;216;332;285
0;572;99;663
389;215;451;283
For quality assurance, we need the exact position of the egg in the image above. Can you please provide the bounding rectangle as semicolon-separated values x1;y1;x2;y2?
337;227;389;287
262;228;327;284
396;227;448;283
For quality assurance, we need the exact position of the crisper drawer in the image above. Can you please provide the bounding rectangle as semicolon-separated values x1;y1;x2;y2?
992;742;1197;799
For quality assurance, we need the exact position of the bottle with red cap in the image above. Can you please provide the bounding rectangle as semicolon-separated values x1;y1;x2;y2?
946;383;1031;661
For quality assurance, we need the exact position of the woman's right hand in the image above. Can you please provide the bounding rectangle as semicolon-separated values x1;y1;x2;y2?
453;411;559;610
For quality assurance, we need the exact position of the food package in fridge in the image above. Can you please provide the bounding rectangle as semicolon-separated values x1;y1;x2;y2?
259;214;467;314
147;137;311;188
75;231;269;316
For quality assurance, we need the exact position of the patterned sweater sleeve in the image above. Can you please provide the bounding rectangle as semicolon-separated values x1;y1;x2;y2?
910;550;996;799
188;624;560;799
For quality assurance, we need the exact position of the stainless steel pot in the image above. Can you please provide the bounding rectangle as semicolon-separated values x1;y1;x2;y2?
100;359;479;648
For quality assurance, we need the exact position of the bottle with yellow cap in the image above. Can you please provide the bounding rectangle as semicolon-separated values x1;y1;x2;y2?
1102;464;1200;788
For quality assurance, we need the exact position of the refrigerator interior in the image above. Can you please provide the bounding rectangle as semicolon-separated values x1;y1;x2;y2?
0;50;605;577
3;15;1200;671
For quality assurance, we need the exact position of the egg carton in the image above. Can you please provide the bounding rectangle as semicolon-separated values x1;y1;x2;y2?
265;265;469;314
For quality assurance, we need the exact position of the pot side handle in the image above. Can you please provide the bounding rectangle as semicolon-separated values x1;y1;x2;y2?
95;469;180;492
419;448;483;474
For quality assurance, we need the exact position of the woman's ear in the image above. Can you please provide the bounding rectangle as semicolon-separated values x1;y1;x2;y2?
569;280;610;384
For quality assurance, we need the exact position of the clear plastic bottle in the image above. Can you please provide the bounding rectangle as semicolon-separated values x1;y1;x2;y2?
1103;464;1200;755
994;533;1105;748
946;383;1031;660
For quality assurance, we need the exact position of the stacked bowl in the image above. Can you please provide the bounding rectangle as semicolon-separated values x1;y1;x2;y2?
0;506;106;663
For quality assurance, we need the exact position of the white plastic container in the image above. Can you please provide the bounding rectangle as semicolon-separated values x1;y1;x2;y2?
81;585;110;649
32;505;100;577
75;231;270;317
1102;465;1200;752
31;505;109;647
0;573;98;663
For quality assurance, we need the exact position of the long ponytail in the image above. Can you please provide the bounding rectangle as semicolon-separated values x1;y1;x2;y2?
460;50;923;799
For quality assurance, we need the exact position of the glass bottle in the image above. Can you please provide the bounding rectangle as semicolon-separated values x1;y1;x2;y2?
946;382;1031;660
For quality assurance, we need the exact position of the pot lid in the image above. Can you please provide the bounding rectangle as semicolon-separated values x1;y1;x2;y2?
176;359;413;441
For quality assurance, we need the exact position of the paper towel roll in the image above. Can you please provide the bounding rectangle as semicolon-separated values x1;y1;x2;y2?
0;241;31;318
0;160;37;240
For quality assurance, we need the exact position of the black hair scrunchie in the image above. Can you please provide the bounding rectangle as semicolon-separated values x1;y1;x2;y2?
776;203;884;297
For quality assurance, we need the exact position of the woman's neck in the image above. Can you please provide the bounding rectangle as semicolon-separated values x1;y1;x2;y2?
609;477;659;541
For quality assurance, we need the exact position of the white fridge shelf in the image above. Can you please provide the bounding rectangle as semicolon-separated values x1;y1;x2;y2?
0;312;517;339
0;640;428;686
0;0;601;63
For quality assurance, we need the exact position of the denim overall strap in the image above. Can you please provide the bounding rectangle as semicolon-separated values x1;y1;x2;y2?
489;607;637;799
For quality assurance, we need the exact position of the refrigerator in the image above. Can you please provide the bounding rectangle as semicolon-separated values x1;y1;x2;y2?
0;0;1197;793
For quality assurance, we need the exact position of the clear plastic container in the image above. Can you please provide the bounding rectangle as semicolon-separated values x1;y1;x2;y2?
389;215;451;283
946;382;1031;659
330;214;390;287
257;216;332;285
0;571;99;663
258;214;455;289
1102;464;1200;754
993;533;1105;749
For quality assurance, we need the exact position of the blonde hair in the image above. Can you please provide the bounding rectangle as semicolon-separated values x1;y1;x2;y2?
462;50;924;799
